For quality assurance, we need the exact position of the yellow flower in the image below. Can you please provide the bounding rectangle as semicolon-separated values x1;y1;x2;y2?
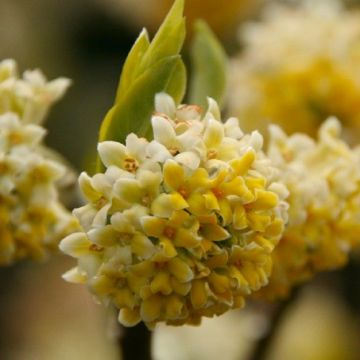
60;94;288;328
258;118;360;300
228;0;360;144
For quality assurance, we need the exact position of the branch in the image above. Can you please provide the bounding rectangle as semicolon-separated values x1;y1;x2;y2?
118;322;153;360
249;288;300;360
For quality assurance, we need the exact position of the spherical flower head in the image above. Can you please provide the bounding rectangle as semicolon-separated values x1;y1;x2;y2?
0;113;79;265
0;59;71;125
228;0;360;143
258;117;360;300
60;94;288;328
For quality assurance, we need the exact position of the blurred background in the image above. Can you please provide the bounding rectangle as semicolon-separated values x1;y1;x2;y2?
0;0;360;359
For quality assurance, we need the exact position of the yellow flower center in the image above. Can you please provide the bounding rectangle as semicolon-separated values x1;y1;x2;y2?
9;132;23;145
118;233;132;243
207;149;218;159
96;196;107;209
169;147;180;156
89;244;104;252
141;194;151;206
0;162;9;174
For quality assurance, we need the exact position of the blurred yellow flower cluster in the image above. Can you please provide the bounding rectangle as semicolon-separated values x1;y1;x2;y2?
60;94;288;328
258;118;360;299
0;59;79;265
228;0;360;144
98;0;261;38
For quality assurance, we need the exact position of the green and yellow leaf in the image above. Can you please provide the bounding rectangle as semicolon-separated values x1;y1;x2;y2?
99;55;181;144
115;28;150;103
188;20;228;111
97;0;187;171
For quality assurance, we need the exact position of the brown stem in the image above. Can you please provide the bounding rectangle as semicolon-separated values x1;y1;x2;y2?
341;260;360;314
118;322;152;360
248;288;300;360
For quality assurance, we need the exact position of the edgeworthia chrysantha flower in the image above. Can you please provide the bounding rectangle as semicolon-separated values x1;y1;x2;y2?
257;118;360;299
60;94;288;328
228;0;360;144
0;58;70;124
0;59;79;265
0;113;79;264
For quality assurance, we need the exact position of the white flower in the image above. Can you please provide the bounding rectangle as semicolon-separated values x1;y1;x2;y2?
0;59;71;124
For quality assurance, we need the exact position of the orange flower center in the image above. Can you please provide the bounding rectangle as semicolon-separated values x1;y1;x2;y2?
178;186;188;198
207;150;218;160
124;157;138;173
212;188;224;198
89;244;104;252
163;226;176;239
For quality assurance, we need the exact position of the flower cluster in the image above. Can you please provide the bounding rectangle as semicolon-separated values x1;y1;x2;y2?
0;59;78;265
60;94;288;328
228;0;360;143
258;118;360;299
0;113;79;265
0;58;70;124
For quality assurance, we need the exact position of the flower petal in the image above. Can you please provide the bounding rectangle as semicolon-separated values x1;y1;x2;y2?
141;216;166;237
168;257;194;282
151;115;176;148
163;160;185;191
151;193;188;218
97;141;127;168
204;118;224;149
114;178;142;204
174;151;200;170
155;92;176;117
140;295;162;322
59;232;91;257
118;308;141;327
125;133;148;160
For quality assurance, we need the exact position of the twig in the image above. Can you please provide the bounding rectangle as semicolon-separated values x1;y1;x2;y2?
340;259;360;314
249;288;300;360
118;322;152;360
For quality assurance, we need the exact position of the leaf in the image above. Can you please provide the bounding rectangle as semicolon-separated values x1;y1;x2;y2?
165;58;187;105
139;0;185;71
97;0;187;172
115;28;150;103
115;0;185;104
188;20;228;111
98;55;181;148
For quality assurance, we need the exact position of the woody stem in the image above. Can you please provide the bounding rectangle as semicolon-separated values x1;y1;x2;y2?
118;322;153;360
248;287;300;360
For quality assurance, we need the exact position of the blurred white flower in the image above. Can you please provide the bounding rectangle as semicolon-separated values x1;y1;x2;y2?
0;58;70;124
